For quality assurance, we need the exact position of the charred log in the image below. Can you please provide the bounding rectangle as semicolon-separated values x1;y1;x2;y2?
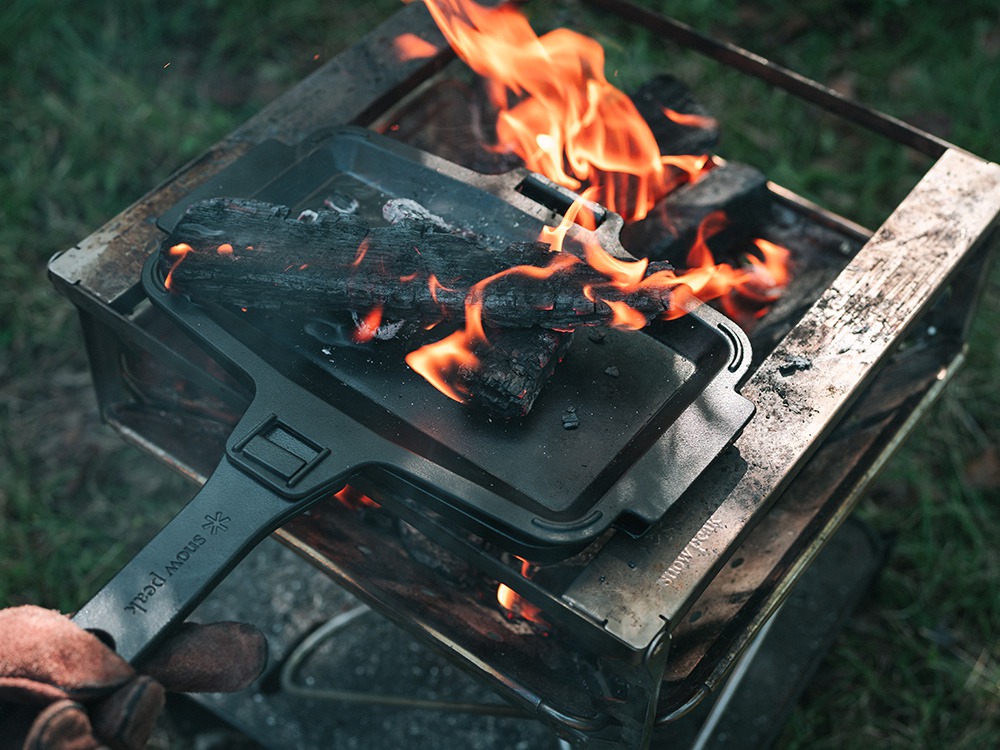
162;198;676;331
461;327;572;418
621;161;771;264
162;197;541;317
629;74;721;157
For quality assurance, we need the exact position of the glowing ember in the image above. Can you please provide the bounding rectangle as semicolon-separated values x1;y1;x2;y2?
351;237;370;268
352;305;385;343
419;0;711;221
427;273;454;307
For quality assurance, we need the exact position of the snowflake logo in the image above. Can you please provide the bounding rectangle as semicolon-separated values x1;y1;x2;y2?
202;511;231;535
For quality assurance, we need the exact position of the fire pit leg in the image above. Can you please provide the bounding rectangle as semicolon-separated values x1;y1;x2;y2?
543;632;671;749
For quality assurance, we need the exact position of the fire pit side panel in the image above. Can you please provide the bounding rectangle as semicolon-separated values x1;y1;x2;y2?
564;149;1000;648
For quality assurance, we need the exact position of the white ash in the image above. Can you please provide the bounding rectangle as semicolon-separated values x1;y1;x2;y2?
778;355;812;376
323;192;360;214
382;198;452;228
382;198;481;239
350;310;406;340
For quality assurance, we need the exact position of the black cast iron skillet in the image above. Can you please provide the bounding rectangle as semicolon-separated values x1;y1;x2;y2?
72;129;755;663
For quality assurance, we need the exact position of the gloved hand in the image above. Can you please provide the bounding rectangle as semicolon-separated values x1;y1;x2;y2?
0;605;268;750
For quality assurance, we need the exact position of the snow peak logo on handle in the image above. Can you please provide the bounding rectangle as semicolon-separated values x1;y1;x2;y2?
124;512;231;615
124;571;168;615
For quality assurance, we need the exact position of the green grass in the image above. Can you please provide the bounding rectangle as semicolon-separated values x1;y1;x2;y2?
1;1;998;747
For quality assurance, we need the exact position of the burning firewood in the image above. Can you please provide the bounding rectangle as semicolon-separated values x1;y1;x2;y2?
159;197;671;417
622;161;771;264
457;326;571;418
161;198;677;331
160;191;787;416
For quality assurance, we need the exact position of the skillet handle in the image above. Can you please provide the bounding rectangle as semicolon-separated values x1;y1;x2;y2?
71;456;329;665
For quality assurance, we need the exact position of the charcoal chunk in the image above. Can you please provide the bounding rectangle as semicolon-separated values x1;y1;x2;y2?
621;162;771;264
462;328;572;419
630;74;721;157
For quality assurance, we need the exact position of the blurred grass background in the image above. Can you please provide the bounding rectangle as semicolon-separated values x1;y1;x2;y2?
1;0;997;747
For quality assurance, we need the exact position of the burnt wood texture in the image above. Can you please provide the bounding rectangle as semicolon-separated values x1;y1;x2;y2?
458;326;572;418
629;74;720;157
162;198;677;331
622;162;771;263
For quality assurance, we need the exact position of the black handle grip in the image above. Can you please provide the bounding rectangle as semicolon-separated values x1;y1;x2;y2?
72;456;327;664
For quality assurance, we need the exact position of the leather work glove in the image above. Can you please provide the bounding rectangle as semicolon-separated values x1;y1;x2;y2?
0;605;268;750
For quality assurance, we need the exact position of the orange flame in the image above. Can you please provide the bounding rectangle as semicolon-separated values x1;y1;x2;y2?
163;242;193;290
538;186;601;252
601;299;647;330
393;32;439;61
642;211;792;321
496;556;547;625
390;3;791;402
405;329;479;403
333;485;380;510
662;107;719;131
421;0;710;221
403;198;790;402
718;238;792;325
405;252;580;403
750;239;792;289
582;242;648;287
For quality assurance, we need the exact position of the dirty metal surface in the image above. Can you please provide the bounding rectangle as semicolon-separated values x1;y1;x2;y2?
562;149;1000;648
657;338;966;714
